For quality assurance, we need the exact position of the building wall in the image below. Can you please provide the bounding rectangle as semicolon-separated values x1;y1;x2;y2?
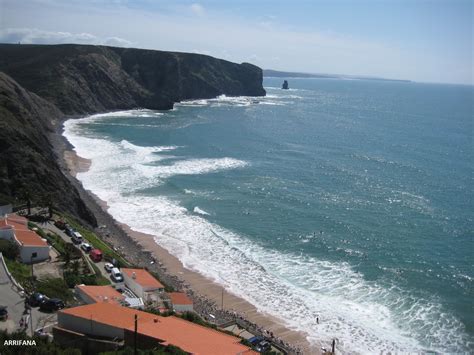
58;312;124;340
75;288;96;305
0;228;14;240
19;245;49;263
173;304;194;313
123;274;145;299
0;205;12;216
53;326;121;354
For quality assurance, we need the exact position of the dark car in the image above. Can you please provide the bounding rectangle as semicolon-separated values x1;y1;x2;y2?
0;306;7;321
255;340;271;353
28;292;46;307
248;336;264;346
65;226;75;238
54;220;66;230
39;298;64;312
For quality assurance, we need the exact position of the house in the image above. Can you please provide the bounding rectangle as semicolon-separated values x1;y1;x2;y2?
75;285;126;306
0;203;12;216
75;284;144;309
15;229;49;263
0;214;50;263
57;302;256;355
121;268;164;302
168;292;193;313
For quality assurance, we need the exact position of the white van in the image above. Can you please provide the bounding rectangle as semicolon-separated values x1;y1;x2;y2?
111;268;123;282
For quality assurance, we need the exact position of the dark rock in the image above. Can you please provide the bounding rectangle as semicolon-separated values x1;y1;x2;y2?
0;43;266;224
0;72;96;224
0;44;266;115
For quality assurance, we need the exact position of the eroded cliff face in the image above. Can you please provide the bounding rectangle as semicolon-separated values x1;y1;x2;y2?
0;43;265;224
0;72;96;224
0;44;265;114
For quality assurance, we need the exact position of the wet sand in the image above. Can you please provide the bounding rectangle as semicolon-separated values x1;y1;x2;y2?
63;148;320;354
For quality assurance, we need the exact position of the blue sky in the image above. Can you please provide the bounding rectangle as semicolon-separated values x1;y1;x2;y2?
0;0;472;84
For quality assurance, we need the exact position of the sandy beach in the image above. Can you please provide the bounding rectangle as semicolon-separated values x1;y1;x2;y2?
62;147;320;354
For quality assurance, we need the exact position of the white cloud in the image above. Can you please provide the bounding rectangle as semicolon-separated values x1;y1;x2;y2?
0;0;470;84
189;3;205;17
0;28;132;47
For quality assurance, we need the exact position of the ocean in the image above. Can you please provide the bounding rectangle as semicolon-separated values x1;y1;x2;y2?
63;77;473;353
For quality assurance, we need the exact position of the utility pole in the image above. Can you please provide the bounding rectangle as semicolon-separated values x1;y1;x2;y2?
221;287;224;310
134;314;138;355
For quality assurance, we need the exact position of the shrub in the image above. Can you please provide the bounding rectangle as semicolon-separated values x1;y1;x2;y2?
0;239;19;259
36;277;73;302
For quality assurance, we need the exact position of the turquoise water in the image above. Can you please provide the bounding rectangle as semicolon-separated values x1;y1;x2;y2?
64;78;473;353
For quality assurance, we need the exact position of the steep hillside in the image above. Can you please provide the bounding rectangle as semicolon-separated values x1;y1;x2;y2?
0;72;96;223
0;44;265;114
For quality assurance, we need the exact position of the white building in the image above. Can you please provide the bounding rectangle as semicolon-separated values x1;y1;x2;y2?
75;285;126;306
0;214;49;263
121;268;164;302
0;204;12;216
168;292;193;313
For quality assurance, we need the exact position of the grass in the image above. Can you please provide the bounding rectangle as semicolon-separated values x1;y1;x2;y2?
4;257;32;289
36;277;74;302
90;262;111;285
62;214;130;267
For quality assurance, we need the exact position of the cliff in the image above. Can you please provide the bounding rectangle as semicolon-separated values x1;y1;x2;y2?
0;43;265;224
0;44;265;114
0;72;96;223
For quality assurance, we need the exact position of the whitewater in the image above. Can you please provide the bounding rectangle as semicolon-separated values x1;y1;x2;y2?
63;78;473;353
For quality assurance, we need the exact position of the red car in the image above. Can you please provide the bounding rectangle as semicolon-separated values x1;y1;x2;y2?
89;249;103;262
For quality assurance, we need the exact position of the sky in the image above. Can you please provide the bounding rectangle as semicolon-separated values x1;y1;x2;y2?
0;0;472;84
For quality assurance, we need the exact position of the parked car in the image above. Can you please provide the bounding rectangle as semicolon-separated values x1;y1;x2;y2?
81;243;92;253
28;292;46;307
72;233;83;245
248;336;264;346
89;249;103;262
255;340;271;353
65;226;75;238
39;298;64;312
111;267;123;282
104;262;114;273
0;306;8;321
54;220;66;230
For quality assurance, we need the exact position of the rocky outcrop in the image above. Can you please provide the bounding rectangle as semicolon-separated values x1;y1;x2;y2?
0;72;96;224
0;44;265;114
0;43;265;224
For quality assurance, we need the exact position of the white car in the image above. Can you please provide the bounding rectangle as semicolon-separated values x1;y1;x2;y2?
104;263;114;273
111;267;123;282
80;243;92;253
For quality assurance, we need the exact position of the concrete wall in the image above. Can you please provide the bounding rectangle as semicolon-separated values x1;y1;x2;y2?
19;245;49;263
53;326;121;354
58;312;124;340
123;274;145;299
0;205;12;216
0;228;14;240
173;304;194;313
75;287;95;305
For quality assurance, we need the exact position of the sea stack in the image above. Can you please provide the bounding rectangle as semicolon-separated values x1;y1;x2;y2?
282;80;289;89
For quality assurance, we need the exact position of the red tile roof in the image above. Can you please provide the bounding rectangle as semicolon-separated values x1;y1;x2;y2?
168;292;193;305
6;214;28;224
59;303;256;355
121;268;164;289
76;285;125;305
15;229;48;247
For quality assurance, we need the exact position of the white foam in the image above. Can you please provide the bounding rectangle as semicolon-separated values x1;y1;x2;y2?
63;111;472;354
193;206;210;216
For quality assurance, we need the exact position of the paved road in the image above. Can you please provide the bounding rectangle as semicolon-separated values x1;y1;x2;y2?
0;255;25;333
0;254;57;336
41;221;122;287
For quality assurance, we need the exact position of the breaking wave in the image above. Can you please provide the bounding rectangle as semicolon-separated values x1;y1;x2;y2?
63;109;472;354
